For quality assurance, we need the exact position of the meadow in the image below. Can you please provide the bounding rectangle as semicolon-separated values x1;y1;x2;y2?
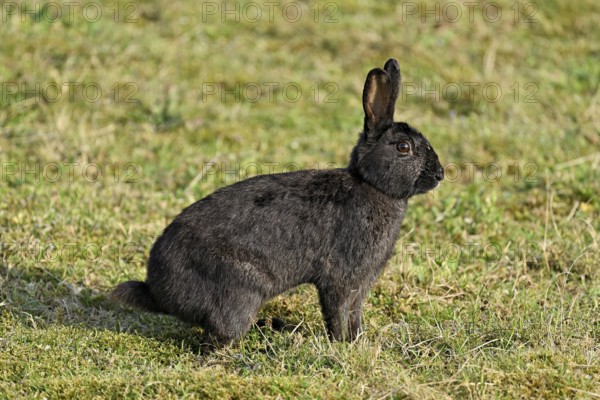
0;0;599;398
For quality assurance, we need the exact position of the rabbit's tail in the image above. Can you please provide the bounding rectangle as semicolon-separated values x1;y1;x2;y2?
111;281;162;313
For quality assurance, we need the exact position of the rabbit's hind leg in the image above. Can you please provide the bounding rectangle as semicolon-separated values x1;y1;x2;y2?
203;288;264;346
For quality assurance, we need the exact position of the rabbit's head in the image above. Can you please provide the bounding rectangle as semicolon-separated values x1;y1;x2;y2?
349;58;444;199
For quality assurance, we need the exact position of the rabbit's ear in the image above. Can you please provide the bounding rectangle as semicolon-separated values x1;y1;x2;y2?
363;59;401;136
383;58;401;120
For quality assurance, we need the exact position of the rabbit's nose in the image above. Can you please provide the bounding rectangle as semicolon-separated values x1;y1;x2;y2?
435;167;444;181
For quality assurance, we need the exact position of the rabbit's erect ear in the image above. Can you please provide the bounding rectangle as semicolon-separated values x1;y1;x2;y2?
383;58;401;120
362;58;401;136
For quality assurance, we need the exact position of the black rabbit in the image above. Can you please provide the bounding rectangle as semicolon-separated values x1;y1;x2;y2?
112;58;444;344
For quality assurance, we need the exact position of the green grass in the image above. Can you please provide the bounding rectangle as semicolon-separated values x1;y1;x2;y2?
1;0;599;398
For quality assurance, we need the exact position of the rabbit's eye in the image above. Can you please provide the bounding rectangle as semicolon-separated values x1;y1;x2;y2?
396;141;411;155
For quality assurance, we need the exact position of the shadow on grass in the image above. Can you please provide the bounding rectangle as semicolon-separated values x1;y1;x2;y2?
1;263;303;353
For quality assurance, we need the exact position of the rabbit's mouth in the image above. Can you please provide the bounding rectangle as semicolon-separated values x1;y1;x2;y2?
414;173;441;195
413;161;444;195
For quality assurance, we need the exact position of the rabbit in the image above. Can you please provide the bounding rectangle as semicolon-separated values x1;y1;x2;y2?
112;58;444;345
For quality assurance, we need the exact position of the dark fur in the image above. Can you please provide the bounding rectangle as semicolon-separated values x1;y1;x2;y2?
112;58;444;344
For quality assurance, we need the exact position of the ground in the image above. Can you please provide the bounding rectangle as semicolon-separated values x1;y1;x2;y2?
0;0;599;398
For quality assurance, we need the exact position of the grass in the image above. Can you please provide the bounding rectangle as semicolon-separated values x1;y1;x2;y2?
0;0;599;398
